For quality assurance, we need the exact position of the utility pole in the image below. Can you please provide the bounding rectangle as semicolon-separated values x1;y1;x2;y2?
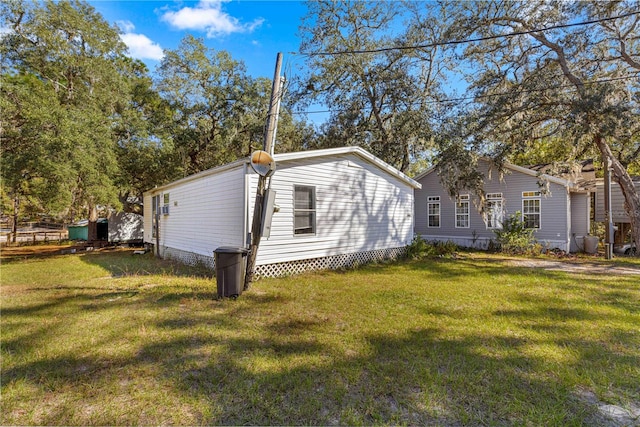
244;52;283;290
604;155;614;259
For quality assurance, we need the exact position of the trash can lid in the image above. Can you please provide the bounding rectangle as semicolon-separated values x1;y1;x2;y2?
214;246;249;254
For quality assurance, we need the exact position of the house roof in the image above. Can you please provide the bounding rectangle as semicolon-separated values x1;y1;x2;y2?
413;157;589;191
145;146;421;195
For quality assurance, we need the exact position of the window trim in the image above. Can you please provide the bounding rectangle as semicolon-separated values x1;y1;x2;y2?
522;191;541;229
427;196;441;228
455;194;470;228
293;185;316;236
485;193;504;230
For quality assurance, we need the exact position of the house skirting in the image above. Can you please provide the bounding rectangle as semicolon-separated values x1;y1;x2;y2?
256;247;407;277
152;245;407;277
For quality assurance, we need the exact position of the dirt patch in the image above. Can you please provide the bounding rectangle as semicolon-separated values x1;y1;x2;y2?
0;244;136;261
0;244;72;260
574;388;640;427
507;259;640;275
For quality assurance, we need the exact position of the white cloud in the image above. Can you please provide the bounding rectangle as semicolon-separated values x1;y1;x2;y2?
120;33;165;61
116;20;136;33
160;0;264;38
117;21;164;61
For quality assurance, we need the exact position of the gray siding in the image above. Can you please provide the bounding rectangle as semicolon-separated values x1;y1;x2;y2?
595;180;640;223
570;193;591;252
415;159;571;250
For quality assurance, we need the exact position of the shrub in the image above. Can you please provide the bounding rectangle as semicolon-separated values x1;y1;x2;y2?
493;211;541;255
405;235;458;259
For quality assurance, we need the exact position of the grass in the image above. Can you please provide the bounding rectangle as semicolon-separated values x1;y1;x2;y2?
1;248;639;425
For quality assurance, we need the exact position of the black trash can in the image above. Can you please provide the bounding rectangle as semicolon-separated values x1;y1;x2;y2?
214;246;249;298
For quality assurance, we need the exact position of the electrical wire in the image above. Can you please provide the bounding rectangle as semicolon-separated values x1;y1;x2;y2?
296;11;640;57
289;73;640;116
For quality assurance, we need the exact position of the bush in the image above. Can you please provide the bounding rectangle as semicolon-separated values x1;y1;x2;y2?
493;211;541;255
406;235;458;259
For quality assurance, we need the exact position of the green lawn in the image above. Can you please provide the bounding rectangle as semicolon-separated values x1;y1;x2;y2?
1;249;639;425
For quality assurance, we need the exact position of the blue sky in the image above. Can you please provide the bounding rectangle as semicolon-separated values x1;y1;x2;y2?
91;0;310;79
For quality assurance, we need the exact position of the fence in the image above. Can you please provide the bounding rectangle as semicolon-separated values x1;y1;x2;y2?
0;227;69;245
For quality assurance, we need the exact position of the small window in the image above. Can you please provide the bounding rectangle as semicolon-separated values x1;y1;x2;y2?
455;195;470;228
152;195;160;237
163;193;170;205
486;193;503;229
294;185;316;235
522;191;541;229
427;196;440;228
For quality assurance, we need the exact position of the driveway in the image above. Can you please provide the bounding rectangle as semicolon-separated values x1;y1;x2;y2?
508;258;640;275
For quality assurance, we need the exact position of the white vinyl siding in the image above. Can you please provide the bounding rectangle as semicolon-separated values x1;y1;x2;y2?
143;165;246;257
522;191;541;229
427;196;441;228
250;154;415;266
455;195;470;228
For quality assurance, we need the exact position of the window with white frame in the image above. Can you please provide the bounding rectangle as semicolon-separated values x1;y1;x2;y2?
522;191;541;229
427;196;440;228
294;185;316;235
455;195;470;228
485;193;503;229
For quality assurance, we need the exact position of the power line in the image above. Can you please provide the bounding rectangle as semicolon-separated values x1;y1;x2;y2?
298;11;640;57
290;74;640;116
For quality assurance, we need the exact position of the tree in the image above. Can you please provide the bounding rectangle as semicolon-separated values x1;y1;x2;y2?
0;74;72;240
433;0;640;251
156;36;308;175
112;60;181;213
1;0;133;238
297;1;449;172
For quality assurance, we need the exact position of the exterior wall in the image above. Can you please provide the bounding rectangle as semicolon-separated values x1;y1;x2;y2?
249;153;415;266
142;196;153;244
415;160;572;251
570;193;591;252
595;180;640;223
143;164;246;263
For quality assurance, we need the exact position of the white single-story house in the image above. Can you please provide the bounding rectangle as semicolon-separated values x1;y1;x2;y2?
414;159;594;252
143;147;420;277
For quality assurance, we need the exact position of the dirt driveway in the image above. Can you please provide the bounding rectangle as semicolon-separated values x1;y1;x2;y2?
507;258;640;275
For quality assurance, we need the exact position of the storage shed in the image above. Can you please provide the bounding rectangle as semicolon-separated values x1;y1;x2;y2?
67;219;108;241
143;147;420;276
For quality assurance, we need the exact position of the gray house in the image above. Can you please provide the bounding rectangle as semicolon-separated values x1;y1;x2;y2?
414;159;593;252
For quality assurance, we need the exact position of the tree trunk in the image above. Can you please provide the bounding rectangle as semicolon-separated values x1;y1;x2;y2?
595;135;640;256
87;204;98;242
11;195;19;244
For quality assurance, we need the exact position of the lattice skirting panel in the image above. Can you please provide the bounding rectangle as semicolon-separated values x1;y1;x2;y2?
255;247;407;278
162;246;215;269
157;245;406;278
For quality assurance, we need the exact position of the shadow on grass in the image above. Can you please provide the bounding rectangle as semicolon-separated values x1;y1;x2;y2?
79;250;215;279
3;256;639;425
